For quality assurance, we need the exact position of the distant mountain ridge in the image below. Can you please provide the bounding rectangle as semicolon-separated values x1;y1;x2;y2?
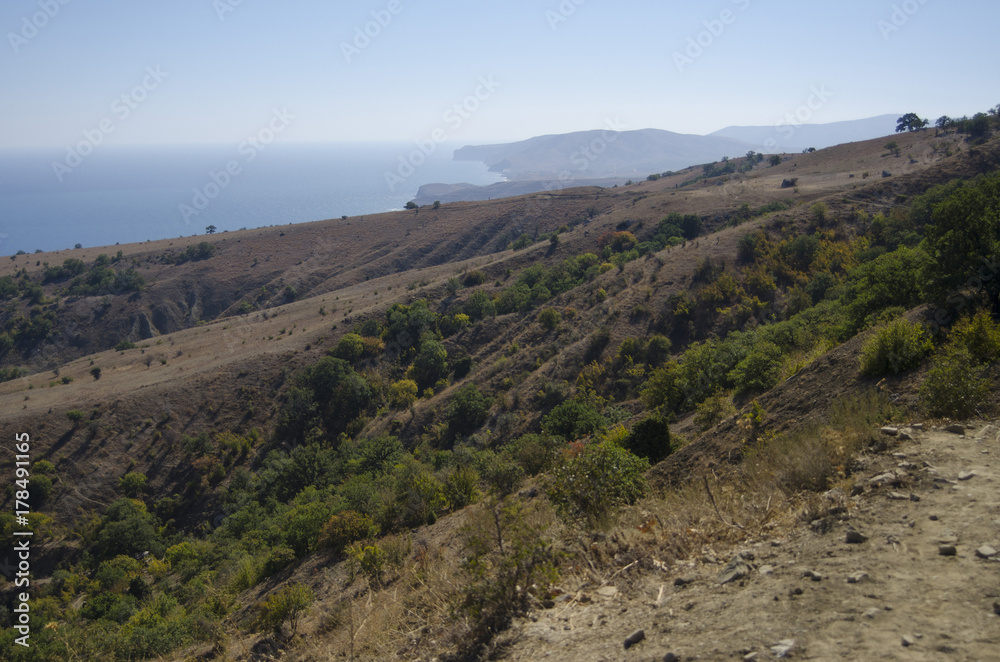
710;114;900;153
453;128;753;181
451;116;901;184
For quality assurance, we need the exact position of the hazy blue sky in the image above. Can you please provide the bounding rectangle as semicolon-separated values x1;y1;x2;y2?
1;0;997;149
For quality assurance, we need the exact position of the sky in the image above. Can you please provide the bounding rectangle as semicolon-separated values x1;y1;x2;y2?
0;0;997;149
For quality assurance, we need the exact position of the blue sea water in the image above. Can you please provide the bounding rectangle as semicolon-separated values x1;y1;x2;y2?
0;142;502;254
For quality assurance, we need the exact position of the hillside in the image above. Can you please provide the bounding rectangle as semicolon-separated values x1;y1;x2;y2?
710;114;900;153
1;117;1000;661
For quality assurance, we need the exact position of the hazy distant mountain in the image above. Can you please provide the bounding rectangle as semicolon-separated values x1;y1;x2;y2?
453;117;900;182
709;114;899;153
453;129;755;181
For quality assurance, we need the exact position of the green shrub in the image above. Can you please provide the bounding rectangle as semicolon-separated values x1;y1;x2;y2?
331;333;365;362
728;341;783;395
538;307;561;330
118;471;147;497
949;310;1000;364
319;510;378;555
387;378;418;409
919;347;991;418
443;465;480;509
693;392;736;430
257;583;313;636
625;415;672;463
546;440;649;528
860;318;933;376
447;384;490;436
115;339;137;351
541;399;607;440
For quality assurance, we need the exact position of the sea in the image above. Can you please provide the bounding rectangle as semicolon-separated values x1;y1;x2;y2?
0;142;502;255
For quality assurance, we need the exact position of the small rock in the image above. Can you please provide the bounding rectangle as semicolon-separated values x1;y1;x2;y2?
902;634;917;647
759;565;775;576
909;493;921;502
993;602;1000;616
788;587;803;596
863;607;882;619
623;629;645;650
868;472;897;485
958;471;977;481
850;484;864;497
742;654;759;662
597;586;618;597
664;654;680;662
845;528;868;544
541;599;555;609
888;491;909;500
946;424;966;434
929;514;939;521
881;426;899;436
717;554;753;585
673;577;694;587
939;545;958;556
847;571;869;584
770;639;795;658
899;430;914;440
976;545;998;559
804;570;823;582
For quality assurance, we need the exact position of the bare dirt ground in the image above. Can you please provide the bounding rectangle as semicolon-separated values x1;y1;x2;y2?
495;422;1000;661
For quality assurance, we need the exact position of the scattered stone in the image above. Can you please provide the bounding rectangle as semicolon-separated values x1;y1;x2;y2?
976;545;998;559
958;471;977;481
742;653;759;662
899;429;914;440
804;570;823;582
717;554;752;585
946;424;966;434
939;545;958;557
929;514;939;521
663;654;679;662
994;602;1000;616
759;565;775;576
673;577;694;587
902;635;917;647
868;472;897;485
789;587;803;597
881;426;899;436
597;586;618;597
863;607;882;619
892;452;907;459
882;170;893;178
541;599;555;609
911;423;925;430
888;491;909;500
847;571;870;584
770;639;795;658
623;629;645;650
910;493;921;502
850;483;865;497
845;528;868;544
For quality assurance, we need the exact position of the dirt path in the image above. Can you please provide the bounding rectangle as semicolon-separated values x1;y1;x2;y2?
497;422;1000;661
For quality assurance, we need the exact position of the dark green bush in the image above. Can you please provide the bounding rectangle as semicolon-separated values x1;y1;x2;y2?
546;440;649;528
860;318;933;376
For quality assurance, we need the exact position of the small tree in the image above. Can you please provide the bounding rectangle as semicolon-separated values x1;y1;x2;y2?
896;113;928;133
205;225;217;234
258;583;314;637
405;201;418;210
538;307;561;331
90;367;102;380
768;154;782;167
